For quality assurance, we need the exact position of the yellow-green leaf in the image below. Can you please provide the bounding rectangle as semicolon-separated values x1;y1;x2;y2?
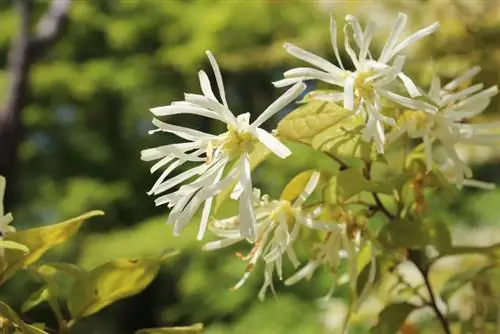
135;323;203;334
21;286;50;313
0;301;49;333
311;115;374;161
277;100;350;143
68;250;178;319
0;210;104;284
280;170;318;202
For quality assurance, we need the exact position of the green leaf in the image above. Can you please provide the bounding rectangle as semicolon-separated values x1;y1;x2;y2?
440;265;492;303
311;115;374;160
0;210;104;285
277;100;350;143
68;250;178;319
439;242;500;259
280;170;319;202
214;141;270;213
135;323;203;334
378;218;428;249
425;219;452;253
21;286;50;313
0;240;29;253
369;302;416;334
0;301;49;333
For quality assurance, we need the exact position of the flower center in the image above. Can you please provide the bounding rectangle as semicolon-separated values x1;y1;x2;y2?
354;70;377;103
221;126;257;157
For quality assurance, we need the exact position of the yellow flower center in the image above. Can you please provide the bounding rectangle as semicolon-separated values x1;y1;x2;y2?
221;126;257;157
354;70;377;103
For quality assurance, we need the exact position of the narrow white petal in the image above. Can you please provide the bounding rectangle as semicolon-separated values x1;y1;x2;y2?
150;105;223;121
150;155;175;174
185;93;237;127
253;82;306;128
283;42;344;76
140;143;205;162
345;15;364;48
444;66;481;91
206;50;229;107
284;261;319;285
429;74;441;102
253;128;291;159
359;21;375;63
344;75;355;111
284;68;345;86
343;25;361;70
152;118;215;141
238;154;257;242
377;89;437;113
454;86;498;109
202;237;243;251
153;164;208;195
293;171;320;207
148;159;185;195
198;70;217;101
389;21;440;60
230;181;244;200
197;166;225;240
398;72;422;97
330;15;344;70
441;83;484;106
379;13;407;63
462;179;496;190
272;77;304;88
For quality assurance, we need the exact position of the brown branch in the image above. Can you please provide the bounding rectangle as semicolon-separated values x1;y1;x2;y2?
0;0;72;210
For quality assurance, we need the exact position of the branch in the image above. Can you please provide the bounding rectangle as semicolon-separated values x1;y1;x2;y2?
409;250;451;334
29;0;72;60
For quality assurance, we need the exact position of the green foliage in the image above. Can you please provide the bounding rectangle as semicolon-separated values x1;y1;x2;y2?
369;302;416;334
1;211;104;284
135;323;203;334
68;251;178;319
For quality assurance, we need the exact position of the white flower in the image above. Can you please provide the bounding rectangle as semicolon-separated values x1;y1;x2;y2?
274;13;439;153
203;172;338;300
389;67;499;188
141;51;306;242
0;176;15;258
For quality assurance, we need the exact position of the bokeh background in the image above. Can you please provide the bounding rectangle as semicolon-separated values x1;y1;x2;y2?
1;1;499;333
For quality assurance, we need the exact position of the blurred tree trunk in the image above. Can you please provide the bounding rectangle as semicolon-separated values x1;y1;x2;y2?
0;0;72;211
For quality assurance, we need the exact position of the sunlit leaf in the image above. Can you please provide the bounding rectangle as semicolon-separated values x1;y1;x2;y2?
135;323;203;334
21;286;49;313
369;302;416;334
68;250;178;319
0;211;104;284
277;100;350;143
280;170;318;202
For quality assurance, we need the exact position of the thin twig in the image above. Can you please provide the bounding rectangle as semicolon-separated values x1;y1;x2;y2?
409;251;452;334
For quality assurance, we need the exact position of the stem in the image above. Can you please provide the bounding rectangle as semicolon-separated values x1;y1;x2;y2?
363;161;395;220
410;251;451;334
423;273;451;334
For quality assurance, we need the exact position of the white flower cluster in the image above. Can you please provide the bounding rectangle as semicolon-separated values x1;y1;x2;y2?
203;173;361;300
141;12;499;296
141;51;306;242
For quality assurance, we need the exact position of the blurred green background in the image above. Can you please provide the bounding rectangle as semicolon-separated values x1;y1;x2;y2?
0;1;499;333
